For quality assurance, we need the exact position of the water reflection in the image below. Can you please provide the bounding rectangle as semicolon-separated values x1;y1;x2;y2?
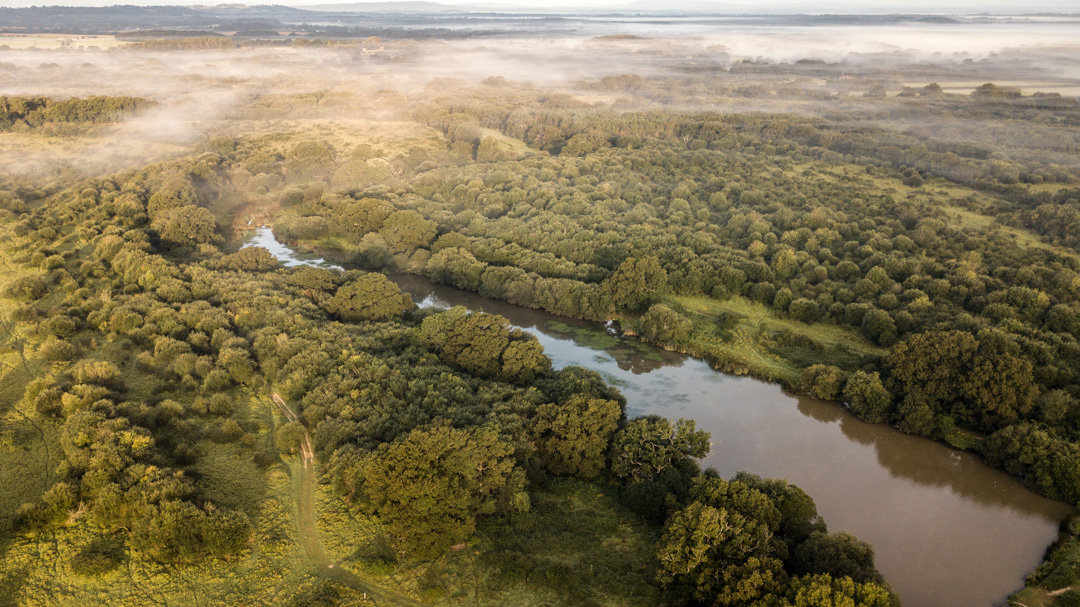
245;228;1074;607
390;274;1074;607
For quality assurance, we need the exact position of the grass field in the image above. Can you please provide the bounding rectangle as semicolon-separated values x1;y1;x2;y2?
315;476;662;607
666;292;888;384
478;127;532;155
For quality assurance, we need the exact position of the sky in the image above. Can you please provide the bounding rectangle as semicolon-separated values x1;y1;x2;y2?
0;0;1078;9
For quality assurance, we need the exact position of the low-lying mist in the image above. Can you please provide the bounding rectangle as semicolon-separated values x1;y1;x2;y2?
1;17;1077;178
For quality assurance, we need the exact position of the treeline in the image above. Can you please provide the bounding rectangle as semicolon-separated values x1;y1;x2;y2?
122;37;235;50
0;95;154;133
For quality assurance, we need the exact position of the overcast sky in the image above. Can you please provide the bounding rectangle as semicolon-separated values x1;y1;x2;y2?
1;0;1077;10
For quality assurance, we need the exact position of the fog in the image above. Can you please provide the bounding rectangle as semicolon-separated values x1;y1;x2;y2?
1;15;1078;177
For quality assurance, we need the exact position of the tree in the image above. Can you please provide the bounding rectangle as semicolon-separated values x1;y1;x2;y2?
220;246;277;271
610;416;711;483
786;574;894;607
842;371;891;424
326;273;415;322
426;247;486;291
887;331;977;410
418;308;510;377
956;348;1038;431
500;338;551;384
655;481;785;605
131;500;251;563
860;308;896;346
793;531;883;584
286;266;338;294
655;501;728;590
358;425;528;561
286;140;335;177
329;198;393;236
477;136;523;163
887;331;1037;432
378;210;437;252
800;365;847;401
417;307;548;383
603;256;668;313
735;472;826;547
538;365;626;407
155;205;217;247
531;394;621;478
638;303;693;345
4;274;47;301
983;423;1080;504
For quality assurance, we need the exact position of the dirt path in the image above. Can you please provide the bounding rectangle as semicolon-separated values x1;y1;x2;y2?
270;392;423;607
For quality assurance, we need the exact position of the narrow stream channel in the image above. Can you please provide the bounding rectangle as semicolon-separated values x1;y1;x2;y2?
244;227;1075;607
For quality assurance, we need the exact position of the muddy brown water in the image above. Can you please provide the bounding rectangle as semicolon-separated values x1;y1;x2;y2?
245;227;1075;607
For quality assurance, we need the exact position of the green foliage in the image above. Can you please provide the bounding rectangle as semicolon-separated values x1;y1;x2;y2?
887;331;1038;432
538;365;626;408
0;95;154;133
786;574;894;607
531;393;621;478
131;500;252;562
326;273;415;322
356;424;528;561
655;476;785;605
275;420;306;455
1054;591;1080;607
610;416;710;483
286;266;339;294
984;423;1080;504
154;205;218;246
638;303;693;345
378;209;437;252
4;274;47;301
794;531;884;584
734;472;826;547
40;338;77;362
417;306;551;383
218;245;278;271
843;371;892;424
800;364;847;401
604;256;667;313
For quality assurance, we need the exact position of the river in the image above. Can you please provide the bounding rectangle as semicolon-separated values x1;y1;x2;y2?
243;226;1075;607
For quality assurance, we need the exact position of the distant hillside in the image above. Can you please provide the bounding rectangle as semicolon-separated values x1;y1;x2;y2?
303;1;464;12
0;5;312;34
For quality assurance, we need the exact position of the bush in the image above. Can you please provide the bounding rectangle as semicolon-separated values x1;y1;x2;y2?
843;371;891;424
638;304;693;345
40;339;77;362
4;275;47;300
1053;591;1080;607
799;364;846;401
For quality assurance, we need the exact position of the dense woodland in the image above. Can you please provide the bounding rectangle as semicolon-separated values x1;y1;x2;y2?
2;31;1080;607
0;95;153;134
0;98;902;605
260;80;1080;508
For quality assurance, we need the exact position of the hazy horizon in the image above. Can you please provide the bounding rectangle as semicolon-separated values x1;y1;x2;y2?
0;0;1079;12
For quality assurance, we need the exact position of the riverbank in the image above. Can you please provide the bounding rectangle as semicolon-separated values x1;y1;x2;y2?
241;226;1077;607
265;227;995;457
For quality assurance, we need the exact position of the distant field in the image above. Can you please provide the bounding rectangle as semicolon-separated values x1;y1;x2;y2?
900;80;1080;96
0;34;123;50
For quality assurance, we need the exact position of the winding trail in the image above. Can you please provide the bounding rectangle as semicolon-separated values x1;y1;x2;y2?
270;392;422;607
